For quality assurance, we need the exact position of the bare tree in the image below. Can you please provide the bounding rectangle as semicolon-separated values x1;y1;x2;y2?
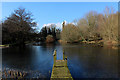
77;11;98;41
77;18;88;41
97;7;118;42
85;11;98;38
61;23;80;43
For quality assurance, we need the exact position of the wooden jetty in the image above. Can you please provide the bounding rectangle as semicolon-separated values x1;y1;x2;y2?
50;50;73;80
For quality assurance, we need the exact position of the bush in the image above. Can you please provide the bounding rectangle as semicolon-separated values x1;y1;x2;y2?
46;35;55;43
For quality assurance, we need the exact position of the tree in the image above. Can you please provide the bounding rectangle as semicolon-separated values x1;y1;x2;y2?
48;27;52;35
61;23;80;43
2;8;37;45
56;29;61;40
77;11;99;41
97;7;118;42
0;22;2;44
40;26;47;41
40;24;57;41
52;27;56;39
85;11;98;39
77;18;88;41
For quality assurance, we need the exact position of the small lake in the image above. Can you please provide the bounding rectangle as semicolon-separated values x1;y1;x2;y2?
2;42;118;79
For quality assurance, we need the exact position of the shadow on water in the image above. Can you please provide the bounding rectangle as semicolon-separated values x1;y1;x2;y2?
2;42;119;79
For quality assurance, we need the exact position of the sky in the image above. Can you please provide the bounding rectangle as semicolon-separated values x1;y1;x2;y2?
1;2;118;31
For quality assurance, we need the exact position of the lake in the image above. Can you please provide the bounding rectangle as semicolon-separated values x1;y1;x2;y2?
2;42;118;79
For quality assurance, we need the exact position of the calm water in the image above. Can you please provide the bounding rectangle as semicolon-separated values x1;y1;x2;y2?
2;42;118;79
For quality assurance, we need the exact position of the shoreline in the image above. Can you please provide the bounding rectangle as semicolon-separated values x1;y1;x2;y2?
58;40;119;49
0;45;9;49
2;40;119;50
1;67;46;79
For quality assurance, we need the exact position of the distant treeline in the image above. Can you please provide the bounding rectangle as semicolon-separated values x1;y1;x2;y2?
38;25;61;42
1;8;61;45
1;7;119;46
61;7;119;45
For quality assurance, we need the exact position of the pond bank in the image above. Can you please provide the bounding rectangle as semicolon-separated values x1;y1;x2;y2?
1;67;46;79
58;40;119;49
0;45;9;49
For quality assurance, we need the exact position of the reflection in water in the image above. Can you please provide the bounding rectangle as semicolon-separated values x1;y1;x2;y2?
2;43;118;78
62;44;118;78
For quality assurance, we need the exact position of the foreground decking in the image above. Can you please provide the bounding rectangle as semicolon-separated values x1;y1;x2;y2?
50;50;73;79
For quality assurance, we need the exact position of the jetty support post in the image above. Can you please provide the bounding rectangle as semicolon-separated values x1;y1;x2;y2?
53;49;57;66
63;50;65;60
65;56;67;67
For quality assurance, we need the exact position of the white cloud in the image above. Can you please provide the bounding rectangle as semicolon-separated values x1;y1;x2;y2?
55;23;62;29
41;20;77;31
43;23;54;28
42;22;62;30
42;20;69;30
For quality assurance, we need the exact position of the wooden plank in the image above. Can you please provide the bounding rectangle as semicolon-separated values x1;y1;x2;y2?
51;60;73;79
51;50;73;80
55;60;66;67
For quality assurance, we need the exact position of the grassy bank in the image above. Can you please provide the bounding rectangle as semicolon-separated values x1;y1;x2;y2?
0;45;9;48
58;40;118;49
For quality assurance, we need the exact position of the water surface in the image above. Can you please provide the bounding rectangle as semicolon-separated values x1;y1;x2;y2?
2;43;118;78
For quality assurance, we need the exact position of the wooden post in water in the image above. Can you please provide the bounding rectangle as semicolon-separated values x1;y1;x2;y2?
63;50;65;60
65;56;67;67
53;49;57;66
